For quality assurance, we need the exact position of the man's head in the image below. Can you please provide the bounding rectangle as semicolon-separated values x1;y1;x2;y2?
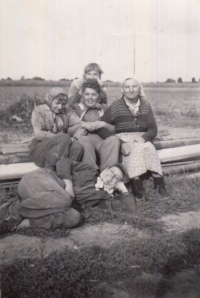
101;164;129;187
121;78;140;101
82;79;101;108
84;63;103;80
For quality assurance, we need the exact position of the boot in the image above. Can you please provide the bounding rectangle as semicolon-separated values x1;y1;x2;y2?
153;176;169;198
131;178;145;199
0;216;22;235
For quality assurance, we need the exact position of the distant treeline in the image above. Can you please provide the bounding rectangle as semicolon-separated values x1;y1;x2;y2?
0;79;200;88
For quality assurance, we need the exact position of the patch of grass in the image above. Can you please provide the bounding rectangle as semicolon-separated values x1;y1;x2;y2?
2;229;200;298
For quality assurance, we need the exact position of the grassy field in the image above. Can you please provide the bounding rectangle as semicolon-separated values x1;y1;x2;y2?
1;85;200;297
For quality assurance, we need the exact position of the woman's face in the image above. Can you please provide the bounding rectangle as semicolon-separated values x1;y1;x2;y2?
82;87;99;108
101;166;123;186
122;78;140;101
51;94;67;114
84;70;99;80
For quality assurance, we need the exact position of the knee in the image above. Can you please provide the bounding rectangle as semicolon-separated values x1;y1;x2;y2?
106;136;120;147
58;134;71;145
64;208;81;228
72;141;84;154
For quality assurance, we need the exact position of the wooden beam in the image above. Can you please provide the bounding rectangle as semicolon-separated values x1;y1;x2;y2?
154;138;200;150
157;144;200;163
162;161;200;176
0;162;38;180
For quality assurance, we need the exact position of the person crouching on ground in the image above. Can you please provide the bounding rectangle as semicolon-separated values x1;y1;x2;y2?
0;159;135;235
30;87;84;169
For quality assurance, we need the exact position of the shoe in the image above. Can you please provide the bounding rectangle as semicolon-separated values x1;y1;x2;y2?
131;178;145;199
0;217;22;235
153;176;169;198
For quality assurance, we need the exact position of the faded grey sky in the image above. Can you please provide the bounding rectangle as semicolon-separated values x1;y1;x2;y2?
0;0;200;82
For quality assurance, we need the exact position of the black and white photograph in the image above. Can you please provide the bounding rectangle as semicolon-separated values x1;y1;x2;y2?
0;0;200;297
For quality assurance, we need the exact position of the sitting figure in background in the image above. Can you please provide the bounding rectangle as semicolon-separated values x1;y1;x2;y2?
68;62;107;107
30;87;84;169
101;77;169;199
0;159;135;235
72;79;120;172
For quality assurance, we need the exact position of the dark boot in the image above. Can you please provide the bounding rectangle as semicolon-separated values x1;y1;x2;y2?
0;216;22;235
131;178;145;199
153;176;169;198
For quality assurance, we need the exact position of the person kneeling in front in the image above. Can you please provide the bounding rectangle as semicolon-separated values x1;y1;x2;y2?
0;159;135;235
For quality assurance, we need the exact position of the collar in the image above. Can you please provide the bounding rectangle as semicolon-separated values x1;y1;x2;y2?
124;97;140;111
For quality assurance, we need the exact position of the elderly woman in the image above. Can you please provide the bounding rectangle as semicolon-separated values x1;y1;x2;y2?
0;158;135;235
101;77;168;198
30;87;84;168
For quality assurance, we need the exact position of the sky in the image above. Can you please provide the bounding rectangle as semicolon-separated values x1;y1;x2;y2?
0;0;200;82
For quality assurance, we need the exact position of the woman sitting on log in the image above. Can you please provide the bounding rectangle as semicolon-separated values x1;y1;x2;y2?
29;87;84;168
0;159;135;235
73;79;120;172
100;77;169;199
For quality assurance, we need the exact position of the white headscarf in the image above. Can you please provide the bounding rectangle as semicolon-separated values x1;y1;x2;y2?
121;76;145;97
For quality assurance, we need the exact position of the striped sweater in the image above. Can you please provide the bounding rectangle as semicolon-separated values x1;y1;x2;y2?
101;97;157;142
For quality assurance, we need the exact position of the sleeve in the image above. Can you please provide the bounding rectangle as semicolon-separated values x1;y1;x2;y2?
68;93;82;107
141;104;157;142
31;107;55;141
101;106;113;124
99;90;108;105
56;158;73;180
68;80;79;99
68;108;81;126
96;128;114;139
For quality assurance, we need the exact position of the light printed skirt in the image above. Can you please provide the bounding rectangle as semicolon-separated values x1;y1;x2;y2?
115;132;162;178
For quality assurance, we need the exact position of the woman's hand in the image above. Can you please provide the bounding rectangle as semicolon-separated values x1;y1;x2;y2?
73;127;87;139
81;121;105;131
132;135;145;143
121;143;131;156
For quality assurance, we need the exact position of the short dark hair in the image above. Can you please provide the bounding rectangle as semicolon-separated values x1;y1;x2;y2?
82;79;101;94
84;63;103;79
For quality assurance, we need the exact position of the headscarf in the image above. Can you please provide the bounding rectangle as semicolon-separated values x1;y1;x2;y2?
45;87;68;109
121;76;145;97
45;88;68;133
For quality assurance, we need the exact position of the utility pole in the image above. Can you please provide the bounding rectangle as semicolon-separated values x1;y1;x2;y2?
133;34;136;74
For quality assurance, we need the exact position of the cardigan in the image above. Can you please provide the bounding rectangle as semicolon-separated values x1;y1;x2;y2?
101;97;157;142
31;104;81;141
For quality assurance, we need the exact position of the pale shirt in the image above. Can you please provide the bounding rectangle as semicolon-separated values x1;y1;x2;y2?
124;98;141;116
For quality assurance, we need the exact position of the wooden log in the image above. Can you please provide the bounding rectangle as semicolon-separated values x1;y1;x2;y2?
0;162;38;180
162;160;196;167
1;144;29;155
0;155;31;165
154;138;200;150
162;161;200;176
157;144;200;163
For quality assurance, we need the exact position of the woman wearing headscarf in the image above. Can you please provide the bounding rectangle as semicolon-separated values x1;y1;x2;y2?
29;87;84;169
100;77;168;199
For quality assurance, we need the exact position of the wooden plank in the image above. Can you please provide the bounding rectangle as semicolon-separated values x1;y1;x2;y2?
157;144;200;163
1;144;29;155
0;162;38;180
162;161;200;176
154;138;200;150
0;155;31;165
